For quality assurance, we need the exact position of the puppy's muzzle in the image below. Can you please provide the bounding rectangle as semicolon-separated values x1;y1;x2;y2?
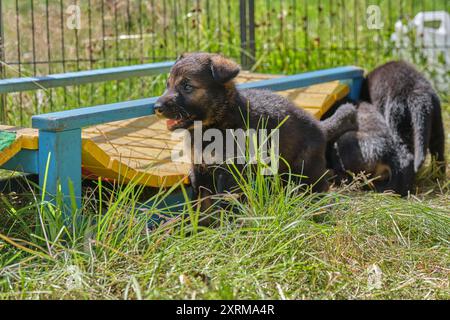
154;101;164;116
154;92;178;117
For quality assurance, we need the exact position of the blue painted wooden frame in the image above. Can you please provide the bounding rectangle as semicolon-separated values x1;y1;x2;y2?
237;66;364;101
0;63;363;215
0;62;174;93
38;129;82;214
2;149;39;174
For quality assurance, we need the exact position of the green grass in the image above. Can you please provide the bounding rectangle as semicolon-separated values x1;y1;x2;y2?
0;0;449;300
0;110;449;300
0;174;448;299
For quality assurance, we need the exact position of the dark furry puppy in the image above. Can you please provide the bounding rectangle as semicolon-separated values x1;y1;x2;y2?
327;61;445;196
328;102;414;196
154;52;356;212
361;60;445;173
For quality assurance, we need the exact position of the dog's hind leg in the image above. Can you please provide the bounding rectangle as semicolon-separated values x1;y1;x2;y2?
295;152;329;193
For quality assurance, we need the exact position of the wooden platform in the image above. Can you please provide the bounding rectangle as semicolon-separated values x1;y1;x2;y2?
0;72;349;187
81;116;191;187
236;71;349;118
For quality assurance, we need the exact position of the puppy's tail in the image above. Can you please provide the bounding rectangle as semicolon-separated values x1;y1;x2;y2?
428;93;446;174
320;103;358;143
409;92;445;173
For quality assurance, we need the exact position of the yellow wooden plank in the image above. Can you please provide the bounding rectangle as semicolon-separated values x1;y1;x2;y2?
108;156;190;173
83;117;170;141
0;126;39;166
98;144;175;161
81;138;189;187
109;157;188;187
85;131;177;144
291;92;333;109
83;131;178;144
277;87;308;101
82;139;112;168
92;135;181;149
0;139;22;167
18;130;39;150
314;83;350;117
331;83;350;101
304;81;340;94
20;137;39;150
0;126;39;150
303;108;322;119
235;71;279;83
235;76;349;119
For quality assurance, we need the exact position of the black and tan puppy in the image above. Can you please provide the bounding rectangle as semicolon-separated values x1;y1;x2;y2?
154;52;356;212
361;60;445;173
328;102;414;196
328;61;445;196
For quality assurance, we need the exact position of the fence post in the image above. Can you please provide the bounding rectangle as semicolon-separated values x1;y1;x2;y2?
239;0;256;70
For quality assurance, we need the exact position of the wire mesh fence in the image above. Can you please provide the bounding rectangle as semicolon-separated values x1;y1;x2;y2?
0;0;448;126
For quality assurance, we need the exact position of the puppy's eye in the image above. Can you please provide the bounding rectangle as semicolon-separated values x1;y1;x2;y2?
183;83;193;93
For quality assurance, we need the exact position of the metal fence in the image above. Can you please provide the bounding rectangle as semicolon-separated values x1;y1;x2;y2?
0;0;448;126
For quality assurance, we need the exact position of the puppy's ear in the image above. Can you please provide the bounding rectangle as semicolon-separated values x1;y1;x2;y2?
210;55;240;84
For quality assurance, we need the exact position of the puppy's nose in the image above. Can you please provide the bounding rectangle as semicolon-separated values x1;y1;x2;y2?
154;101;163;116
